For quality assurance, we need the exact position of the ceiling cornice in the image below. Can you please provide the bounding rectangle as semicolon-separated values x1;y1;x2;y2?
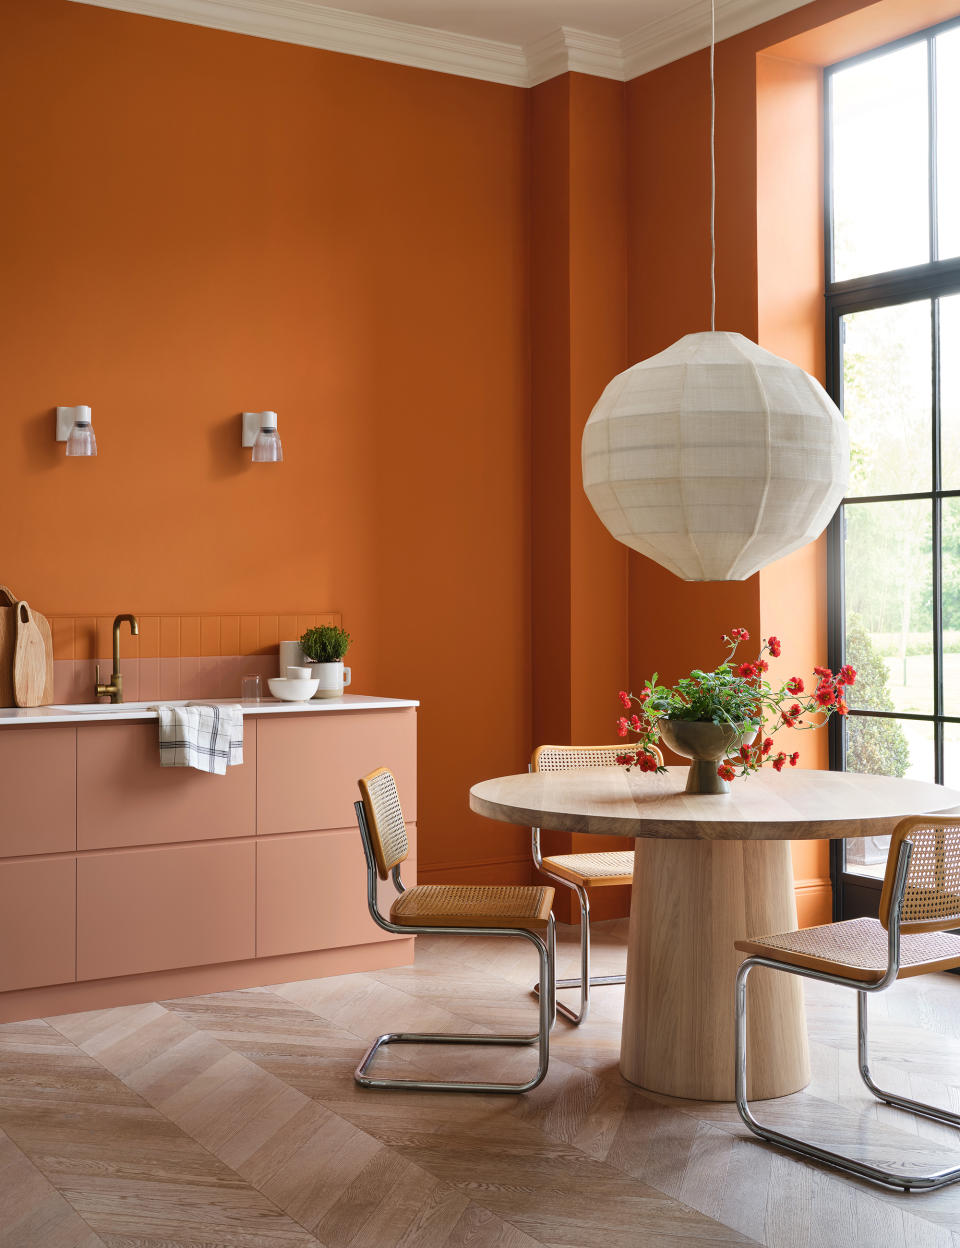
68;0;809;87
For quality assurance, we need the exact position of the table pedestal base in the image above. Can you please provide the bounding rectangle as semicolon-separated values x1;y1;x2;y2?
620;838;810;1101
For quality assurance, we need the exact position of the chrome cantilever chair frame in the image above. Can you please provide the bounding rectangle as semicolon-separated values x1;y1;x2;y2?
531;820;624;1025
530;744;659;1025
354;798;557;1094
737;837;960;1192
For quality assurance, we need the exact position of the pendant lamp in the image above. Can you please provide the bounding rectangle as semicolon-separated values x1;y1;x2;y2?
581;2;849;582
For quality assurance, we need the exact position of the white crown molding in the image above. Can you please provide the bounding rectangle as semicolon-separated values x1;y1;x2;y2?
68;0;809;87
525;28;624;88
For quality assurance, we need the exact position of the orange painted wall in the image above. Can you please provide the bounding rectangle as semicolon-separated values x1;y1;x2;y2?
0;0;530;882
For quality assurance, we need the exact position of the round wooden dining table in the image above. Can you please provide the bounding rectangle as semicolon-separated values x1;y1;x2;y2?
469;766;960;1102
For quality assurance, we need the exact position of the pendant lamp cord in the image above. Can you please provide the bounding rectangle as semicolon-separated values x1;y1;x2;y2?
704;0;709;331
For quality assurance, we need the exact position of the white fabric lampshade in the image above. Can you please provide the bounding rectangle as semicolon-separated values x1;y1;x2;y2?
581;331;849;581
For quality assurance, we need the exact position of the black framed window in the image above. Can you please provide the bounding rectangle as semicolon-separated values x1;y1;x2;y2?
826;16;960;917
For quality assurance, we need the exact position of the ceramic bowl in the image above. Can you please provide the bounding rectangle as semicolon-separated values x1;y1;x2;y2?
267;676;321;702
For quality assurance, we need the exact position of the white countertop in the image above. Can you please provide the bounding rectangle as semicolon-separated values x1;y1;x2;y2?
0;693;419;727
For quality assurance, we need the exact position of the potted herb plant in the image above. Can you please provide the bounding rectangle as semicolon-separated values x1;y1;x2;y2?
616;627;855;794
299;625;352;699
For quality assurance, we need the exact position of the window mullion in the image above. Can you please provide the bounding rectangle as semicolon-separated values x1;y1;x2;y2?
929;35;940;264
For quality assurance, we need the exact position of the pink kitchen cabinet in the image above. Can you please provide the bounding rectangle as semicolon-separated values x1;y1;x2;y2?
77;721;257;849
0;858;76;992
256;824;417;957
257;708;416;835
0;726;76;857
77;840;256;980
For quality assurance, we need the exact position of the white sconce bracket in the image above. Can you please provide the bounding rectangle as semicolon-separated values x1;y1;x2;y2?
57;406;88;441
241;411;263;448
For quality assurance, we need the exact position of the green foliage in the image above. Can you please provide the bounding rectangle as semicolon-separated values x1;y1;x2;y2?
844;614;909;778
642;667;760;731
300;625;351;663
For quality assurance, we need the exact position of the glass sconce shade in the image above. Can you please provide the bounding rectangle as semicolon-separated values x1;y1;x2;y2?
252;428;283;462
65;421;97;457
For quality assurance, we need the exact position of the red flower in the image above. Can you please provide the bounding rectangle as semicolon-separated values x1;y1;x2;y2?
717;762;736;781
739;744;752;761
789;703;802;717
618;690;631;708
813;665;833;679
637;687;651;702
772;753;787;772
616;717;629;737
781;711;797;727
789;752;800;766
757;659;769;673
767;636;782;658
838;665;857;686
762;737;774;755
786;677;804;695
629;714;641;730
637;751;659;773
616;753;633;766
814;684;835;708
836;698;848;716
737;662;758;680
730;627;750;641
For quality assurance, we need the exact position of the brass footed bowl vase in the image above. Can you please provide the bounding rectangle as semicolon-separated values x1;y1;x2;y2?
656;719;758;795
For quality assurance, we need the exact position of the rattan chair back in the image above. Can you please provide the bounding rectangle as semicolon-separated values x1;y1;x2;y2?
532;742;664;772
879;814;960;934
358;766;409;880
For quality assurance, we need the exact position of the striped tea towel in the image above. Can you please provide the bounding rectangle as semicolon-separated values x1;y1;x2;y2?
157;704;243;774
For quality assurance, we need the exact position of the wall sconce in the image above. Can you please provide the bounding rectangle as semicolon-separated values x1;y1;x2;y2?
56;405;98;457
242;411;283;463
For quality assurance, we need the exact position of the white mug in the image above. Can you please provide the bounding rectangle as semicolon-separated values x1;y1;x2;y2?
279;640;306;678
310;661;352;698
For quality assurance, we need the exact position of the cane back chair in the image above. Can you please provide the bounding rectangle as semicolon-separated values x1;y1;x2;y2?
530;743;663;1025
354;767;557;1093
736;814;960;1191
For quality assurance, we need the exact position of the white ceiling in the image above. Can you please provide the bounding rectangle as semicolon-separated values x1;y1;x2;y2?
70;0;813;85
295;1;701;45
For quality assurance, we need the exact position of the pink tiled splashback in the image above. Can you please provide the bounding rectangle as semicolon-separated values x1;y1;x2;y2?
48;612;340;704
46;613;340;661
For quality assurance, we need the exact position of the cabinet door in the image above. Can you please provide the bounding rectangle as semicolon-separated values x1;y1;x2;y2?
77;722;256;850
0;726;76;857
257;708;416;836
256;825;416;957
77;841;255;981
0;858;75;992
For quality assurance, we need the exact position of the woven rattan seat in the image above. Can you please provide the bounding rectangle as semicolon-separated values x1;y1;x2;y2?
540;850;634;889
736;915;960;983
390;883;554;931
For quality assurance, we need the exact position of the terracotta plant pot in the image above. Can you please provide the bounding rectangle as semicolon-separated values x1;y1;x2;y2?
656;719;758;795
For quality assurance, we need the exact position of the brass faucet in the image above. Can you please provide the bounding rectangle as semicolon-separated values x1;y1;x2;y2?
96;614;139;702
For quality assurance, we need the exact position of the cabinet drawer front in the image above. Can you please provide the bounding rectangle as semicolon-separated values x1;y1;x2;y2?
257;825;416;957
77;722;256;850
78;841;255;981
0;858;76;992
0;727;76;857
257;708;416;836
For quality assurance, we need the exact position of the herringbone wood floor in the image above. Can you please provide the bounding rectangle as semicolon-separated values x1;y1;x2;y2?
3;921;960;1246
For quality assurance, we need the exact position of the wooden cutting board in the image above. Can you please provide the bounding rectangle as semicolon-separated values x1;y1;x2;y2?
13;601;48;708
0;585;15;707
35;608;54;704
